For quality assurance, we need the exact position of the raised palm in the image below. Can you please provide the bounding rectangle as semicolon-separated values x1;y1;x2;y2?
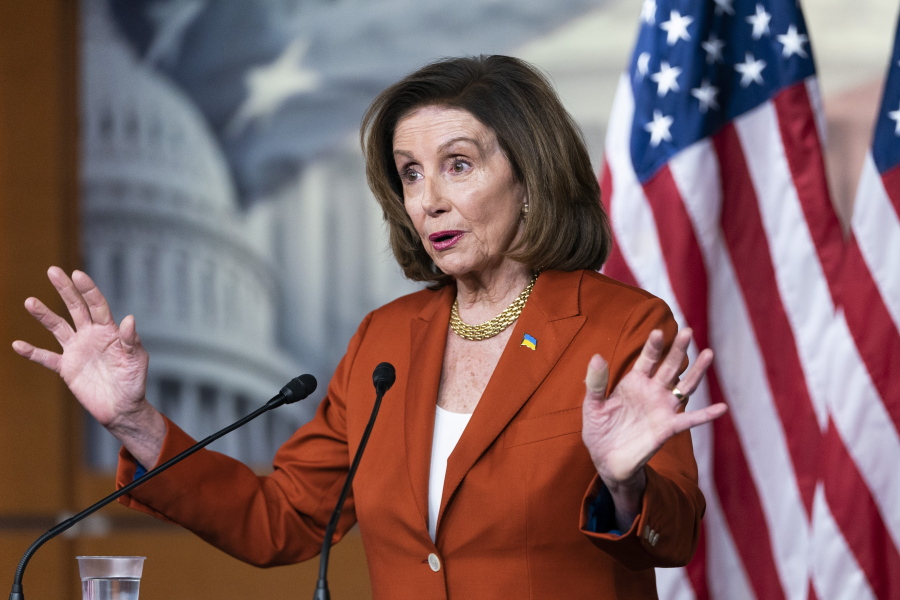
12;267;149;428
582;328;726;488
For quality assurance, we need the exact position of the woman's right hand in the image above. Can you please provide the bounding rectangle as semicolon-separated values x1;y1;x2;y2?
11;267;165;467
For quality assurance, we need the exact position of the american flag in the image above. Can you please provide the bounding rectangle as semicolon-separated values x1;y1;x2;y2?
600;0;899;598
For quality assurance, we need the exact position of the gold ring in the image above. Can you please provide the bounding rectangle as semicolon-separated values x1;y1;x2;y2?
672;387;688;402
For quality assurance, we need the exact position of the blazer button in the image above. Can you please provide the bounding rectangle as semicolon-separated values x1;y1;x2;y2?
428;553;441;572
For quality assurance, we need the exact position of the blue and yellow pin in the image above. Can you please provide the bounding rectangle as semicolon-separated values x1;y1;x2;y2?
520;333;537;350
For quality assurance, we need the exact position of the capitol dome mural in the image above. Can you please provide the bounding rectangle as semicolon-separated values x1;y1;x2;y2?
80;0;307;467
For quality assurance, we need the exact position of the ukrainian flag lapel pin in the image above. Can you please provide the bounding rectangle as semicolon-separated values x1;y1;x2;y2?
521;333;537;350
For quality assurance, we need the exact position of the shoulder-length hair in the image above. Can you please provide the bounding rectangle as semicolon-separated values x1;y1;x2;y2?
361;55;611;288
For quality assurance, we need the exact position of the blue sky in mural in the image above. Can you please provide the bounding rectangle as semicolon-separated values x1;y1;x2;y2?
109;0;601;205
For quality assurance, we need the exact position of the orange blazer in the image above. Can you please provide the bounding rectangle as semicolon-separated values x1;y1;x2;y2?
118;269;704;599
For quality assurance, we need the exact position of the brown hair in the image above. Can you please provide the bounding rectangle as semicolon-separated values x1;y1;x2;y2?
361;55;611;288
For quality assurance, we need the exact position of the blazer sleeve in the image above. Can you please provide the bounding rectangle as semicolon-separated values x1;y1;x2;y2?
578;295;705;571
114;312;375;567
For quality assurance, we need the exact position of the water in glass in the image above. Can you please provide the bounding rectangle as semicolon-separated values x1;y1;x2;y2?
81;577;140;600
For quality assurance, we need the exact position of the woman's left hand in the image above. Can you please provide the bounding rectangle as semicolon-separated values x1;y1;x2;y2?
581;328;727;529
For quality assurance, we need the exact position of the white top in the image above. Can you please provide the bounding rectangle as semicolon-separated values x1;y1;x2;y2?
428;405;472;541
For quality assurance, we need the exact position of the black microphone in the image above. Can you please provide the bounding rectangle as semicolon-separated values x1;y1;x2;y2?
372;362;396;395
8;374;317;600
314;362;395;600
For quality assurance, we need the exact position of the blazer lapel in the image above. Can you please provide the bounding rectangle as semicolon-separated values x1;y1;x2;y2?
438;270;587;523
403;285;454;529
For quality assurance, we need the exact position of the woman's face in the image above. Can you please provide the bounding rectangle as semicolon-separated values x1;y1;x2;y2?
393;106;527;282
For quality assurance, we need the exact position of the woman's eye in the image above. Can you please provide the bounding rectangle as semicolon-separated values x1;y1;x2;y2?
451;159;470;173
401;168;422;183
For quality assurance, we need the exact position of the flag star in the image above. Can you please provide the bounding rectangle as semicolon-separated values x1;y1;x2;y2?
645;110;675;147
714;0;735;16
641;0;657;24
143;0;206;68
636;52;652;80
747;4;772;40
651;61;682;96
702;34;726;64
735;52;767;87
888;102;900;135
226;38;320;137
691;80;720;113
660;10;693;46
777;24;809;58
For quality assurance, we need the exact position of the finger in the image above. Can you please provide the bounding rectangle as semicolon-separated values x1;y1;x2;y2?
653;327;693;386
11;340;63;373
119;315;141;353
23;296;75;346
73;270;115;326
675;348;714;396
47;266;92;329
630;329;665;376
671;403;728;435
584;354;609;399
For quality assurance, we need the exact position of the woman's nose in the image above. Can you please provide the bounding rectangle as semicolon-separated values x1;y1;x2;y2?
421;174;448;216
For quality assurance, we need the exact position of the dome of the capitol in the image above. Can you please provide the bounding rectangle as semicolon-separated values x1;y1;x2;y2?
80;0;236;214
78;0;306;469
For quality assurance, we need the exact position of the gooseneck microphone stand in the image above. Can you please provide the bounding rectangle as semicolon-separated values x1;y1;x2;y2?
313;362;395;600
8;374;317;600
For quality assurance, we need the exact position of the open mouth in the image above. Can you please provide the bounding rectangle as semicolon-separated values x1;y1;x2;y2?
428;230;464;250
430;232;458;242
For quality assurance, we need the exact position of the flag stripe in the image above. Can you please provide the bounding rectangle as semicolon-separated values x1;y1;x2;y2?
703;473;756;600
708;370;786;600
823;420;900;599
686;529;709;600
853;161;900;324
772;83;845;290
827;312;900;546
712;121;820;514
811;484;877;600
838;240;900;429
600;161;640;288
641;167;710;346
880;163;900;219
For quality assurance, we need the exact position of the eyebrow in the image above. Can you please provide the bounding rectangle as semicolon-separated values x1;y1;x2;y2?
392;135;484;160
437;136;482;154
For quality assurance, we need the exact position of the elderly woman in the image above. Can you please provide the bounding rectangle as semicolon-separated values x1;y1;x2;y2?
14;55;725;598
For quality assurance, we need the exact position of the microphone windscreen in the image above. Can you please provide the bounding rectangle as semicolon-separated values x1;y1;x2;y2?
372;362;396;392
281;374;318;403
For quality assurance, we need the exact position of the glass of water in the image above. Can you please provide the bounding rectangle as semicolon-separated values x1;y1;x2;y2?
77;556;145;600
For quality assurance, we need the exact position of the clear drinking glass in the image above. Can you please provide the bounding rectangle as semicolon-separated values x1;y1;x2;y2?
77;556;145;600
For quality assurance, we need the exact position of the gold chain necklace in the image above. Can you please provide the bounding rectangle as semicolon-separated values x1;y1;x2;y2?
450;273;538;341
